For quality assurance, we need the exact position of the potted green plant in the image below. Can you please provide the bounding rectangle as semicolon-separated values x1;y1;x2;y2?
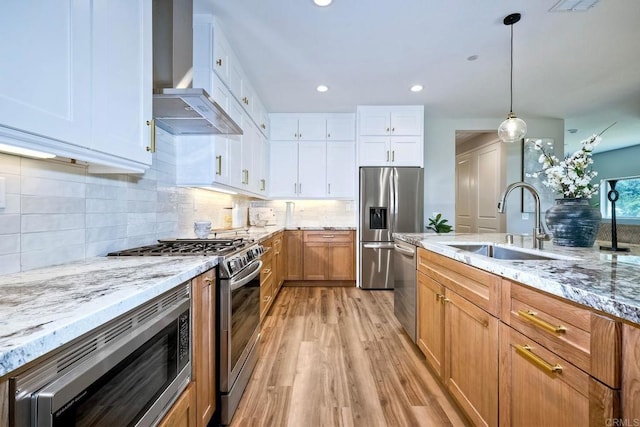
426;213;452;233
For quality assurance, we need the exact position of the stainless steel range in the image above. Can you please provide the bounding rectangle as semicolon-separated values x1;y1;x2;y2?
108;237;265;425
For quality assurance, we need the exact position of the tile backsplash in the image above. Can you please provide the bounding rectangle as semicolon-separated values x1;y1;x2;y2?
0;131;355;274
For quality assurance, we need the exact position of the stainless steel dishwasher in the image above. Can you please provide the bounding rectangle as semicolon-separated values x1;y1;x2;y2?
393;239;417;342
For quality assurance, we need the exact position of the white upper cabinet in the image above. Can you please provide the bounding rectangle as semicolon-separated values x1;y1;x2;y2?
91;0;152;167
0;1;91;147
270;114;326;141
0;0;152;172
194;14;270;138
357;106;424;167
269;113;355;199
358;106;423;136
326;114;356;141
326;141;355;198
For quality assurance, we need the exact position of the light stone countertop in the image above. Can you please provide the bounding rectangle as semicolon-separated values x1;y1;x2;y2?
394;232;640;325
0;256;218;378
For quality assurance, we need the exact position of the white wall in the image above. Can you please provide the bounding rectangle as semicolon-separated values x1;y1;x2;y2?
424;116;565;235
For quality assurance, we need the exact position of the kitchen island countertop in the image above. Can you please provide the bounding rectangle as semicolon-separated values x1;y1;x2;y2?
394;232;640;326
0;256;218;378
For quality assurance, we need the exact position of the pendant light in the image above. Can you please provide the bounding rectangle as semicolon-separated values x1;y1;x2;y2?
498;13;527;143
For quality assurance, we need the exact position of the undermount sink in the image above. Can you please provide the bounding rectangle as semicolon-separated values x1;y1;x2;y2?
444;243;569;261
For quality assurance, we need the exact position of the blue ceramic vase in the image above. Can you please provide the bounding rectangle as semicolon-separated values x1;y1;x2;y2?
545;198;601;247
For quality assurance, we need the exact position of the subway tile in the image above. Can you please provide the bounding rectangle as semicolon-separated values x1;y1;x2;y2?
127;187;157;202
21;196;85;214
86;225;128;243
1;194;20;215
21;244;85;271
86;213;128;228
86;238;128;257
0;234;20;255
126;200;157;213
86;198;127;214
21;176;85;198
21;213;85;233
0;214;20;234
86;182;127;199
0;253;20;275
22;229;85;252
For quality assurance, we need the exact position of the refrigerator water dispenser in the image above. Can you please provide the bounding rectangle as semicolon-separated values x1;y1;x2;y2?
369;207;387;229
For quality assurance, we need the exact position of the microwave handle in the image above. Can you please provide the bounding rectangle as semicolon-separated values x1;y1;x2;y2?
229;260;263;291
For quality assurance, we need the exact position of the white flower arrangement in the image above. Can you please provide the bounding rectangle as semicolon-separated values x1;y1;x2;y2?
527;134;601;199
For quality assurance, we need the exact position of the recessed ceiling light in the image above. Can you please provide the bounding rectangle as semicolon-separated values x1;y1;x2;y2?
467;55;479;61
316;85;329;92
313;0;332;6
568;128;578;134
410;85;423;92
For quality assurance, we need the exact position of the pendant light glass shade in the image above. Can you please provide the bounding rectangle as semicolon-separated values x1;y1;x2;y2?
498;112;527;143
499;13;527;143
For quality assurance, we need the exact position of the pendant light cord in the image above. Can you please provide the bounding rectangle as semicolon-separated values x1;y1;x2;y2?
509;23;514;114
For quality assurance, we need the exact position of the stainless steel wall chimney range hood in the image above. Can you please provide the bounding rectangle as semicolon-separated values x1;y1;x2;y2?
152;0;242;135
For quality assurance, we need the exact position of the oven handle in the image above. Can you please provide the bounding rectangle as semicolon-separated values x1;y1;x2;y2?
230;260;263;291
32;296;190;416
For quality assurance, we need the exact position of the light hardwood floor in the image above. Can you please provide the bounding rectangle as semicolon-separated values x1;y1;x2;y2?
231;287;469;427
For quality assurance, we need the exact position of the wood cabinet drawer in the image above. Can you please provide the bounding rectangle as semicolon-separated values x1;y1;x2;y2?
261;256;273;282
417;248;501;316
501;280;620;388
500;324;618;427
303;230;353;243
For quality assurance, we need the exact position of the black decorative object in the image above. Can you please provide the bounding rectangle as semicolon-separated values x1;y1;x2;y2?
545;198;601;247
600;180;630;252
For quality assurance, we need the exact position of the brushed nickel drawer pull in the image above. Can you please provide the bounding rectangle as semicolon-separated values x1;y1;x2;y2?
322;235;335;238
146;119;156;153
216;58;222;66
216;155;222;176
262;268;271;275
517;310;567;334
515;344;563;375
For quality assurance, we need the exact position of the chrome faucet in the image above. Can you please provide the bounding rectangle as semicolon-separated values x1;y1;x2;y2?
497;181;549;249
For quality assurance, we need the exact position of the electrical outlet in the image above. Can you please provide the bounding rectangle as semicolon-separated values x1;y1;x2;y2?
521;212;530;220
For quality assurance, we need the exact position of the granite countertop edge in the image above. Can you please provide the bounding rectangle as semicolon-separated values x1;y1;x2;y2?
0;256;219;378
394;232;640;326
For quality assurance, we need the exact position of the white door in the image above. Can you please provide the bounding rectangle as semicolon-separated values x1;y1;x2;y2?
269;141;299;197
326;114;355;141
475;143;504;233
389;136;423;167
359;110;390;136
327;141;355;198
298;142;327;197
270;115;300;141
390;110;423;135
0;1;91;146
455;152;475;233
358;136;389;166
297;116;326;141
91;0;152;166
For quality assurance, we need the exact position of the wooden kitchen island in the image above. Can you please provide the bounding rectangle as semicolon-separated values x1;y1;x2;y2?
395;232;640;426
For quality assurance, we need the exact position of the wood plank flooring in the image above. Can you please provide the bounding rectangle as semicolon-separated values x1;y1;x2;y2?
231;287;469;427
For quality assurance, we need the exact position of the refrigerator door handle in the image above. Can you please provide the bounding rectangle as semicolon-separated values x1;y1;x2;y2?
390;168;396;235
363;243;396;249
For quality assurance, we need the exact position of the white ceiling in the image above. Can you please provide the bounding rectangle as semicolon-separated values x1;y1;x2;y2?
195;0;640;153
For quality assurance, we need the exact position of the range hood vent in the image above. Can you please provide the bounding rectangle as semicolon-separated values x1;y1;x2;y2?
152;0;242;136
153;88;243;135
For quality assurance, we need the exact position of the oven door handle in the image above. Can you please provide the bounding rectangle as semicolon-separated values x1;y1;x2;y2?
230;260;263;291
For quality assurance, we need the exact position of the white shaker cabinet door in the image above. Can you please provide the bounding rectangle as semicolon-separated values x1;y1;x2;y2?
0;1;91;146
326;114;355;141
389;136;423;167
91;0;152;166
297;117;326;141
358;110;391;136
326;141;355;199
390;110;423;136
358;136;390;166
270;141;299;198
298;142;327;197
270;115;300;141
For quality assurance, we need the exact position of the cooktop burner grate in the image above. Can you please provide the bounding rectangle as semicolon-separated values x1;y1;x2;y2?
107;238;248;256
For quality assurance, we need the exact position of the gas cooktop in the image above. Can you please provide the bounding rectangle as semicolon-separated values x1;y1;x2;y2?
107;238;251;257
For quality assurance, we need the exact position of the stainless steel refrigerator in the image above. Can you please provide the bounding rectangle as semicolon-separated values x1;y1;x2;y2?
359;167;423;289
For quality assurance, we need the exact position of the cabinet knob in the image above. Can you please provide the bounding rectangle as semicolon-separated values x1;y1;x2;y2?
261;123;266;129
204;276;213;284
391;127;395;132
386;127;390;133
327;133;331;138
216;58;222;67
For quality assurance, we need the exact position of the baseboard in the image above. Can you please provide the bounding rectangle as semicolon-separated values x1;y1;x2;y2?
283;280;356;287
